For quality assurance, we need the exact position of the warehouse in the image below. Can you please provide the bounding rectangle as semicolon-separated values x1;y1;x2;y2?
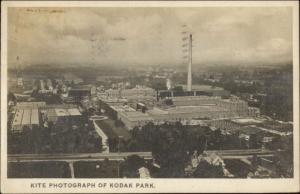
16;101;46;108
11;108;40;133
46;108;82;124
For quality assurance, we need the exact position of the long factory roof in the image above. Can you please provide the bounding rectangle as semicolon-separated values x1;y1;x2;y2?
12;108;40;128
47;108;82;117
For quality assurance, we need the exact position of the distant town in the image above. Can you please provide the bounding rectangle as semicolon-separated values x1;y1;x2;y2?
7;60;293;178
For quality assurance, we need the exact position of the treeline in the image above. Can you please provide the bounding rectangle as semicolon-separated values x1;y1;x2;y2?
106;122;257;177
7;122;102;154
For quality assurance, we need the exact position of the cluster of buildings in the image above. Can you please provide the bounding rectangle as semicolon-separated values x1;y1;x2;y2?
29;74;96;103
108;105;154;129
98;85;156;111
32;79;60;94
95;46;267;134
43;107;82;126
159;85;230;98
11;108;40;132
98;85;155;101
10;102;83;133
185;151;233;177
100;94;260;130
207;116;293;147
10;102;46;132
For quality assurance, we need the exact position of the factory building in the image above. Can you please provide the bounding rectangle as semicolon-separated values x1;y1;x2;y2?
171;96;222;106
68;88;91;97
99;86;156;117
100;86;156;99
102;92;257;129
168;96;254;117
45;108;82;125
96;40;259;130
11;108;40;133
106;101;250;130
207;119;243;132
11;102;45;132
159;85;230;99
216;98;249;117
16;101;46;108
248;107;260;117
147;105;239;122
118;111;153;129
101;88;258;129
109;105;153;129
67;86;95;103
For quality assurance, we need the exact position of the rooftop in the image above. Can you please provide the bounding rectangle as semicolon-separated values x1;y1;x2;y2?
171;96;221;101
94;118;131;141
12;108;40;130
231;118;264;124
12;109;24;126
55;109;69;117
69;86;92;91
67;108;82;116
120;111;153;122
21;109;31;125
31;109;39;124
237;126;263;134
148;105;228;115
47;108;82;117
99;97;128;103
180;84;224;91
16;101;46;108
147;107;168;115
110;105;135;113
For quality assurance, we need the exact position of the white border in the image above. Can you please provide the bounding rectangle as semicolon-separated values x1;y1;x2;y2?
1;1;299;193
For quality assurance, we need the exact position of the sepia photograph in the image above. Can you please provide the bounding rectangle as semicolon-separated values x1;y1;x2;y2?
1;1;299;193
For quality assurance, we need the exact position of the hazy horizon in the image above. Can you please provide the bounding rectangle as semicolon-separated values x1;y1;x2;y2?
8;7;293;69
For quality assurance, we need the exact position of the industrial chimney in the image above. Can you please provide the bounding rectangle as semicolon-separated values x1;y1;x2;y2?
187;34;192;91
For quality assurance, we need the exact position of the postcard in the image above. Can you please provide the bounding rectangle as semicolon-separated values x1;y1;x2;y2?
1;1;299;193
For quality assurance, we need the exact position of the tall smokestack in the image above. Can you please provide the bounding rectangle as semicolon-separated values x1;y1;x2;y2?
187;34;192;91
166;78;172;90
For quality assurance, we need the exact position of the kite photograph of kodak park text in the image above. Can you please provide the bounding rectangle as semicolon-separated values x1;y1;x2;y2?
7;6;294;179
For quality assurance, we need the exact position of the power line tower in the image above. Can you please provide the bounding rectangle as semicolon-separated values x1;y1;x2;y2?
14;11;24;88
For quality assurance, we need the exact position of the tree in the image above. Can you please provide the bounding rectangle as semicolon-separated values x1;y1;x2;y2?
173;86;183;92
251;154;261;170
165;99;173;105
197;135;207;154
249;134;261;149
8;92;16;102
130;126;139;139
193;160;224;178
120;155;145;178
106;138;118;152
141;106;147;113
209;129;222;150
127;140;139;152
115;119;124;127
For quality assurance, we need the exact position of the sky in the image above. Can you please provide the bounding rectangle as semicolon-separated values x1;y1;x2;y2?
8;7;293;68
